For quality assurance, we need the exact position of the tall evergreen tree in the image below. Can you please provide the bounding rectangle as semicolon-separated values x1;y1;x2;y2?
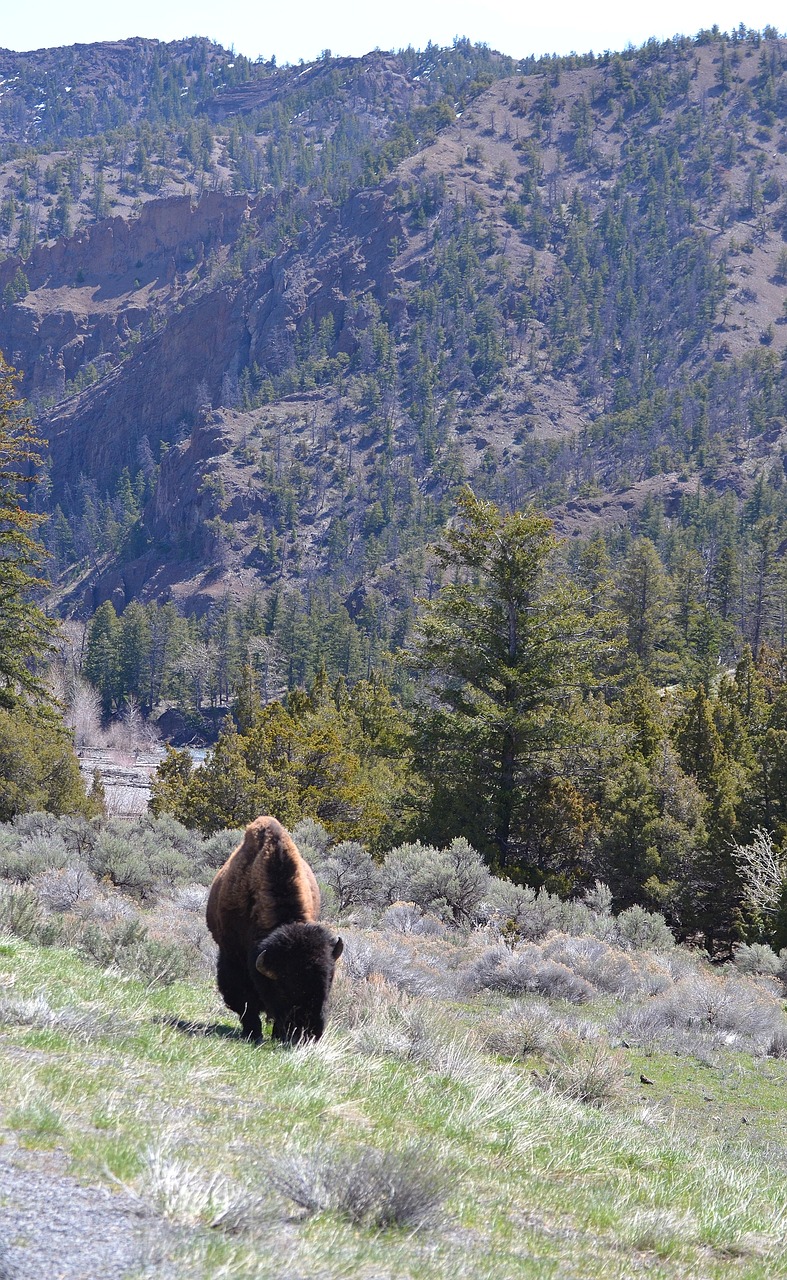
597;677;708;924
673;684;743;946
118;602;153;709
410;487;617;873
0;353;91;820
615;537;679;682
83;601;122;717
0;353;55;707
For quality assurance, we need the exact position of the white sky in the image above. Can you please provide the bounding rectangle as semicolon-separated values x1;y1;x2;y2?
0;1;783;66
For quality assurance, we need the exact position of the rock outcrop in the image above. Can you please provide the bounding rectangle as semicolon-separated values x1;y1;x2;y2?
17;186;405;504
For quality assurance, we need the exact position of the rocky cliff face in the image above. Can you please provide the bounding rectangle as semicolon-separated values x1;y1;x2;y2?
0;192;251;296
0;194;253;403
21;186;405;510
44;282;250;491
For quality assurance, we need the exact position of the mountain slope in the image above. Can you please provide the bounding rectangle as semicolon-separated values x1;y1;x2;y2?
0;30;786;623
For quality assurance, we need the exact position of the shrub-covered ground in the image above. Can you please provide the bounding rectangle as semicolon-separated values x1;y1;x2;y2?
2;815;787;1278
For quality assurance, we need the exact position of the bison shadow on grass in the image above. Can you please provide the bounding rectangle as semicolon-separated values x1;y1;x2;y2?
156;1016;245;1040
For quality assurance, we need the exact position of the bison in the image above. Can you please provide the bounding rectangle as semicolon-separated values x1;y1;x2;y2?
206;815;343;1044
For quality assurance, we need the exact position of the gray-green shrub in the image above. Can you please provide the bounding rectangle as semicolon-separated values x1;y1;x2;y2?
381;902;446;936
32;864;98;912
292;817;332;863
0;816;680;954
613;970;787;1053
199;828;244;868
0;832;70;882
340;932;451;997
75;917;190;986
0;884;42;939
269;1142;447;1229
614;905;675;953
378;837;489;923
317;840;378;912
479;1001;586;1059
732;942;783;977
466;945;597;1003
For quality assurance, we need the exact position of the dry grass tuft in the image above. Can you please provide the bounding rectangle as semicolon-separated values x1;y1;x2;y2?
766;1030;787;1058
0;992;131;1042
538;1043;629;1108
133;1141;261;1230
0;1237;12;1280
269;1141;448;1229
479;999;597;1060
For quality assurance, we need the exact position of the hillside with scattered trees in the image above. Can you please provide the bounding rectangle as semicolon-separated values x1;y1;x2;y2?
0;28;786;949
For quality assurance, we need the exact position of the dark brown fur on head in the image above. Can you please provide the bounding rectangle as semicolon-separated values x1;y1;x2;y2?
254;922;343;1043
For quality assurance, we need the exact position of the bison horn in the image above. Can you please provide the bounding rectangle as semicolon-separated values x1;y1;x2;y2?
255;952;277;979
332;937;344;960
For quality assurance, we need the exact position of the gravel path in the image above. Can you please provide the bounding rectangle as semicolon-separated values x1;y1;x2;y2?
0;1145;173;1280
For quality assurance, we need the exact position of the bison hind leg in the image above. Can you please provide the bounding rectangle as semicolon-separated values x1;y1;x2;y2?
216;949;263;1043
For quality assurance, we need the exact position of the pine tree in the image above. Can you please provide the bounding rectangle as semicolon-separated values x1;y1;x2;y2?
675;685;739;842
178;723;259;832
674;685;742;946
755;700;787;844
149;746;194;819
597;754;663;905
576;531;614;613
89;767;107;816
232;663;264;734
410;487;617;872
151;696;386;841
0;354;93;820
0;704;92;821
615;537;679;682
0;353;55;708
83;602;122;717
747;519;777;653
599;680;707;924
118;602;153;709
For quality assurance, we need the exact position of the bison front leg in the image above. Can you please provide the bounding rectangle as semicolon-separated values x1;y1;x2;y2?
216;949;263;1042
240;1007;263;1043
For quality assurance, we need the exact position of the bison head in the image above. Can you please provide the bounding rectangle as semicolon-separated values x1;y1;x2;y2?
254;922;343;1043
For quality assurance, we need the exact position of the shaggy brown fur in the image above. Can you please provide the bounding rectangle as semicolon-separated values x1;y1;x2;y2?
206;815;342;1043
206;815;320;938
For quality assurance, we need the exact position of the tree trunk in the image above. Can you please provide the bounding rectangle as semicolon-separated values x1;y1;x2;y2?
495;733;516;867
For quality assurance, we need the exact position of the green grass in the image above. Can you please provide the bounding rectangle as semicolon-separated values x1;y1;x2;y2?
2;932;787;1278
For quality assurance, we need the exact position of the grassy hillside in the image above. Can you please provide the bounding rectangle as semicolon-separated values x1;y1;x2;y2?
2;815;787;1278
